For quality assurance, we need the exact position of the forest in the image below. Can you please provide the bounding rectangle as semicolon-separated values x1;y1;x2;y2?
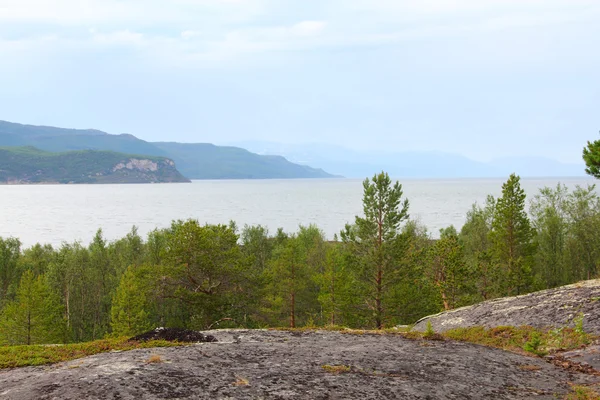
1;172;600;345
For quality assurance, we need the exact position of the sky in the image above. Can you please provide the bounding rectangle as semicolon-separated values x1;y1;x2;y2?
0;0;598;163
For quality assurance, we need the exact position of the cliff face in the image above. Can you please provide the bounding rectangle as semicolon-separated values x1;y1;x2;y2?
95;157;190;183
0;147;190;184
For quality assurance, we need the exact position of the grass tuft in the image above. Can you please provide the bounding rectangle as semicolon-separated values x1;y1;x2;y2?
145;354;163;364
566;384;600;400
322;364;351;374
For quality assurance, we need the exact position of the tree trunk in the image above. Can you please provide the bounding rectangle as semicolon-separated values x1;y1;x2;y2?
375;265;383;329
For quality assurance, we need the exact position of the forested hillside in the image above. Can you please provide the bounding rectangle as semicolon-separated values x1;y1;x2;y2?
0;147;189;184
1;173;599;344
0;120;335;179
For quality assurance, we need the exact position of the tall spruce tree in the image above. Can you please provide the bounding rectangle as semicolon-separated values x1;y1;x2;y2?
341;171;409;329
490;174;535;296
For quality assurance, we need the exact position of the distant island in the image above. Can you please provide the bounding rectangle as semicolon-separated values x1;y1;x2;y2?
0;146;189;184
0;120;336;180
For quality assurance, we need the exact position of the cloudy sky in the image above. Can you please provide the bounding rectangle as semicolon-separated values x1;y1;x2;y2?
0;0;598;163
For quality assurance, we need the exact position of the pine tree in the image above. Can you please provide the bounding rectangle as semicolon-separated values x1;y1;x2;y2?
583;132;600;179
341;171;409;329
490;174;535;296
0;270;64;345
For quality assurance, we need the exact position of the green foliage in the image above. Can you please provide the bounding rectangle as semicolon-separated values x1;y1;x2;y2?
523;331;545;356
0;237;21;306
0;146;188;183
341;171;410;329
161;220;244;329
460;196;496;301
445;325;593;356
264;226;325;327
316;238;352;326
426;229;472;310
424;321;435;337
1;171;600;348
566;385;600;400
0;271;64;345
583;133;600;179
489;174;535;296
0;337;182;369
530;184;570;288
110;266;153;337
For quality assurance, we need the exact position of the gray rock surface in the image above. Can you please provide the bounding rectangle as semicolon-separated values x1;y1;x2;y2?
413;279;600;334
0;329;597;399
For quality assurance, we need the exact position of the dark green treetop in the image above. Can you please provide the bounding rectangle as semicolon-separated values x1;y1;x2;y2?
583;132;600;179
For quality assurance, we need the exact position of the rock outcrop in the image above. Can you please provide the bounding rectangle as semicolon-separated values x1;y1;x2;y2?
0;329;596;399
413;279;600;334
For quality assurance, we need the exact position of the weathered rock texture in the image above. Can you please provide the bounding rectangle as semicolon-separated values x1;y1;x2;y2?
130;327;217;343
0;329;597;400
413;279;600;334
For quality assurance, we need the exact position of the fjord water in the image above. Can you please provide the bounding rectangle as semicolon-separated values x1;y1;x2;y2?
0;177;595;247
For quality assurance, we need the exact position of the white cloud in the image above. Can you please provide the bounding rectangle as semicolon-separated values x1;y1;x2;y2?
181;30;202;40
91;30;145;46
0;0;598;67
291;21;327;37
0;0;266;25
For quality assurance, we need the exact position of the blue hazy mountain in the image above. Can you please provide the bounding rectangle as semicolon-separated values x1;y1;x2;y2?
0;121;335;179
232;141;585;178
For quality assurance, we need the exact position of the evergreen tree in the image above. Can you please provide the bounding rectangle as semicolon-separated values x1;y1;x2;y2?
0;270;63;345
110;265;152;337
163;220;243;329
490;174;535;296
582;132;600;179
341;171;409;329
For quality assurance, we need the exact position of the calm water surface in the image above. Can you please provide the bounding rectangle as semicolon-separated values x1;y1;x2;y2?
0;177;596;247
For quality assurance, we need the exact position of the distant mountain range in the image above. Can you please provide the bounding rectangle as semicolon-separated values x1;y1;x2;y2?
0;146;189;184
0;121;335;180
232;141;586;178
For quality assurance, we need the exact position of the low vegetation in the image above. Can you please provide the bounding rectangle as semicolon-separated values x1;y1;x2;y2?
0;338;182;369
566;385;600;400
321;364;351;374
444;324;593;357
